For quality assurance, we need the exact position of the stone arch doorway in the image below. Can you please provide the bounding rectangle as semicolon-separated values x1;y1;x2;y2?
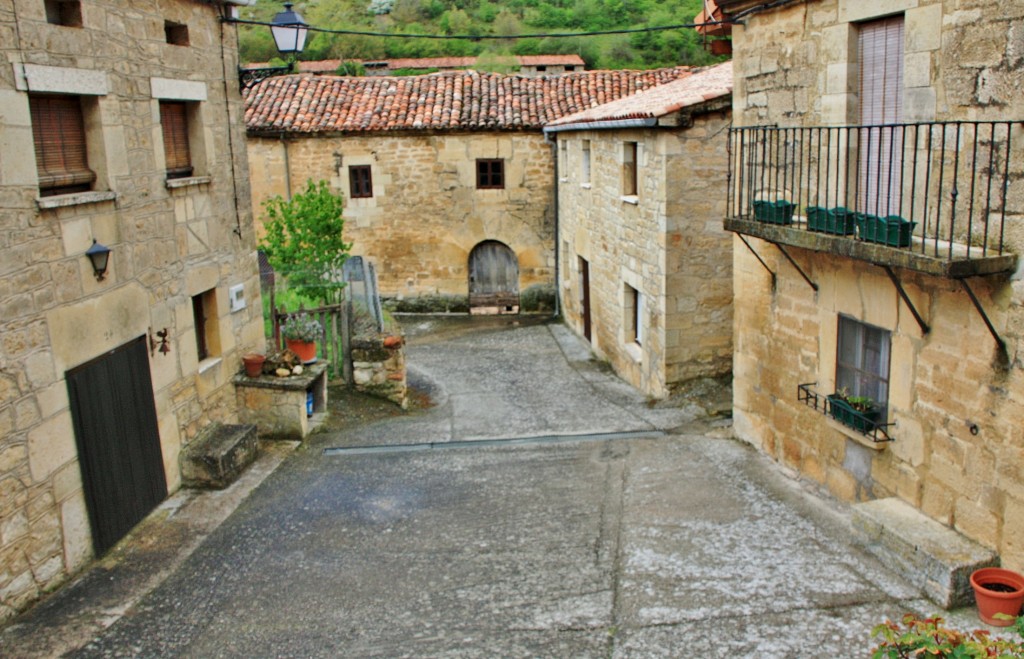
468;240;519;314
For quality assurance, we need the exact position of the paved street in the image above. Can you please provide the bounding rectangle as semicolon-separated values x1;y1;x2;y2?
2;317;950;658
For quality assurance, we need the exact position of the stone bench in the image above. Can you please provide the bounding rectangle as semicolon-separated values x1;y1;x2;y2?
180;423;259;489
852;497;998;609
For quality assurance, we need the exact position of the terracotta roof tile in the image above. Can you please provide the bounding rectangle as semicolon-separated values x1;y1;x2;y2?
245;67;692;134
549;61;732;126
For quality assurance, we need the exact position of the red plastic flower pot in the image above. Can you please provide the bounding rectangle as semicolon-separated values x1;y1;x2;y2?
970;567;1024;626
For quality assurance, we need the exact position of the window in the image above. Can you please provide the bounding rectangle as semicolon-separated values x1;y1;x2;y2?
349;165;372;198
623;142;638;197
625;284;643;346
160;101;193;179
858;15;904;216
30;94;96;197
836;316;891;416
44;0;81;27
164;21;189;46
192;289;220;361
476;159;504;189
565;65;576;72
582;140;591;185
536;66;547;72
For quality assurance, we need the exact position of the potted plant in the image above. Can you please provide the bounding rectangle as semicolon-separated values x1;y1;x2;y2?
281;315;322;364
827;388;880;433
241;352;266;378
872;613;1024;657
806;206;857;235
856;213;916;247
971;567;1024;626
752;199;796;225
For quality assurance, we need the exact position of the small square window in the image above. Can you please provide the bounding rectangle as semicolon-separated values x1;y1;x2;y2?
160;101;193;179
536;65;547;72
349;165;373;198
836;315;891;416
30;94;96;197
622;142;638;197
476;159;504;189
165;21;190;46
44;0;82;27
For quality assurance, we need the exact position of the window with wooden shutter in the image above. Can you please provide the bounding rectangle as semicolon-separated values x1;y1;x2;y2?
349;165;372;198
160;101;193;179
858;15;904;216
30;94;96;197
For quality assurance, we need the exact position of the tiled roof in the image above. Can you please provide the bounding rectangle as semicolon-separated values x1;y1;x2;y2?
548;61;732;127
383;56;478;69
516;55;586;66
244;67;692;134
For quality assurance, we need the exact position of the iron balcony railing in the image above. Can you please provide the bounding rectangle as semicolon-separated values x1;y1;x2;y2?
728;121;1023;261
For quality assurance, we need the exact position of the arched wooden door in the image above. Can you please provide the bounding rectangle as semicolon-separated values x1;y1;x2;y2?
468;241;520;314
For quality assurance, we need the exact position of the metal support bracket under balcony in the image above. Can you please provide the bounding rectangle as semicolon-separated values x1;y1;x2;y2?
738;235;776;290
960;278;1009;366
775;244;818;292
883;266;930;336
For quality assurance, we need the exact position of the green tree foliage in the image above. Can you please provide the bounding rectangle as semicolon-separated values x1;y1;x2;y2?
239;0;724;70
259;180;353;307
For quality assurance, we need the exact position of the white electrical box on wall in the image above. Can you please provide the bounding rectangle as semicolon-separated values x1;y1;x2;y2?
229;284;246;312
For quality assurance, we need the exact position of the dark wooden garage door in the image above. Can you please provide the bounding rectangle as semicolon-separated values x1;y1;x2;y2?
66;337;167;554
468;240;519;314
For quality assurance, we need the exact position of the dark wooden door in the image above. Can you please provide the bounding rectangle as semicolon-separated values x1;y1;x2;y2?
67;337;167;554
579;256;592;341
469;241;520;313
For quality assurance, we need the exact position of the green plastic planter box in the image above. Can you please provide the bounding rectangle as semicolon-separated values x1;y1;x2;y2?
752;200;796;225
806;206;857;235
856;214;916;247
827;395;880;433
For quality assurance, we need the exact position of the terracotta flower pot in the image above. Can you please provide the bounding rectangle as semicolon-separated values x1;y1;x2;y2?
242;353;266;378
285;339;317;364
970;567;1024;626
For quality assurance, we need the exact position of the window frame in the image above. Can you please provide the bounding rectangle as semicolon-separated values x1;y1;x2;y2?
835;315;891;416
30;93;96;197
349;165;373;199
192;289;221;362
160;101;193;180
625;283;643;346
476;159;505;190
581;139;591;185
622;141;638;197
164;21;190;46
44;0;82;27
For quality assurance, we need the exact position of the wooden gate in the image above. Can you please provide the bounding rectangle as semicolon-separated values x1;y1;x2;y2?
66;337;167;554
468;240;519;314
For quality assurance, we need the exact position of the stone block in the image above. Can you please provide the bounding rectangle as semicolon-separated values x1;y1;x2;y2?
852;497;998;609
180;423;258;490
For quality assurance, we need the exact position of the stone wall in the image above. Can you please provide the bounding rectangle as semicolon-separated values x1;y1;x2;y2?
247;131;556;303
0;0;263;619
730;0;1024;570
557;110;734;398
351;320;408;409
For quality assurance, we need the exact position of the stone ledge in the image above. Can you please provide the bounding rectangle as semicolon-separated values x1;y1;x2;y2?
852;497;998;609
180;423;259;490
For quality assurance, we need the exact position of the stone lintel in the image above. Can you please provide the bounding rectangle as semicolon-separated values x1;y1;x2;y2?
724;217;1018;279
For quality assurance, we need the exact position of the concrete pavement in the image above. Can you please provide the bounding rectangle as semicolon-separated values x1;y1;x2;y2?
0;317;970;657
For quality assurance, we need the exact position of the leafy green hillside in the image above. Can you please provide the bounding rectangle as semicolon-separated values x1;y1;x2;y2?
239;0;723;71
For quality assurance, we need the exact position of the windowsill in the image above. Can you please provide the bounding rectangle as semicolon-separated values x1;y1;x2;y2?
581;183;592;189
197;356;222;375
624;341;643;363
621;195;639;205
166;175;211;190
37;190;117;210
827;417;889;450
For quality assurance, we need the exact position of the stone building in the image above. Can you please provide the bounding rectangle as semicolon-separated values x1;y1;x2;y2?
0;0;263;619
244;67;690;312
706;0;1024;571
546;62;734;398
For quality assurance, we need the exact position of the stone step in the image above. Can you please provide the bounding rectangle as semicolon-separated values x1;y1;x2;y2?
852;497;998;609
180;423;259;490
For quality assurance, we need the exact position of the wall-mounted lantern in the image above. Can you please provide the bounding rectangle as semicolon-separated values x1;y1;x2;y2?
85;240;111;281
238;3;308;91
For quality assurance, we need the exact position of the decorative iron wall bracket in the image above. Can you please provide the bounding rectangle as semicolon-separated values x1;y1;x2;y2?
883;266;930;335
775;244;817;292
959;278;1009;366
738;234;776;290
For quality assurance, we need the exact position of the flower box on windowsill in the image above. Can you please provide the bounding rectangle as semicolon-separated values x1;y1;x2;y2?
827;395;880;433
752;199;796;225
806;206;857;235
856;214;916;247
